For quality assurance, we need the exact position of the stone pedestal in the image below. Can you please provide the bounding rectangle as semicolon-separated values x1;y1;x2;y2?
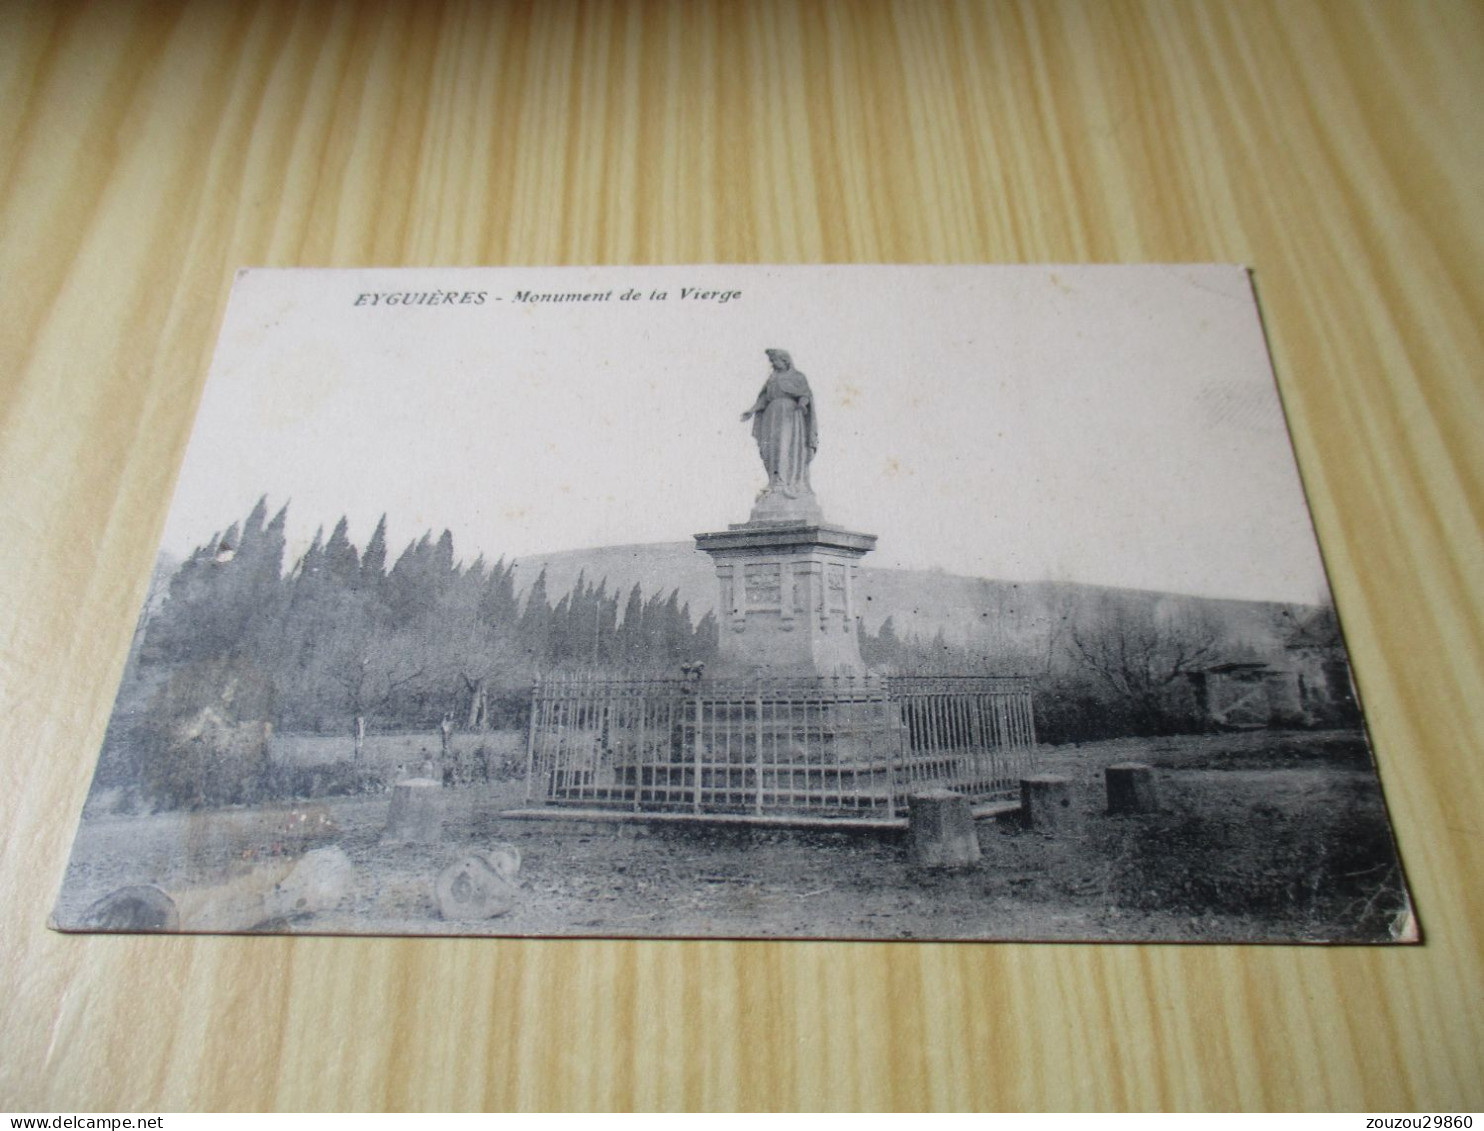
908;789;982;869
1105;762;1160;814
694;521;877;677
1021;773;1077;833
382;778;445;844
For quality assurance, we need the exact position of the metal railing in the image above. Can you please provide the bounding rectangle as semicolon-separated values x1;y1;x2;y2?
525;673;1036;820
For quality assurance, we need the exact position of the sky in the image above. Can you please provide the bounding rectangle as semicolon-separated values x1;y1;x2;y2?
159;264;1331;604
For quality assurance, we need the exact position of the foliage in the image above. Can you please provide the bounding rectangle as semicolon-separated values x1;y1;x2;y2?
1061;593;1219;732
858;616;1005;674
1092;776;1408;939
134;498;718;750
119;499;1356;804
862;594;1216;743
261;761;385;801
135;656;278;809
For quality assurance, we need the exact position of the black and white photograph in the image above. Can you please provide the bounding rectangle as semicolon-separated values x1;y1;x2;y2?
51;264;1414;943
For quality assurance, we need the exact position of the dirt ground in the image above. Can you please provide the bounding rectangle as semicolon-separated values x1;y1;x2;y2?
52;728;1413;943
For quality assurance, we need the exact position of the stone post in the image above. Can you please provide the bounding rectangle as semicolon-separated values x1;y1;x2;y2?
907;789;982;868
436;849;519;920
264;846;355;920
1105;762;1160;814
382;778;445;844
1021;774;1077;833
80;885;180;932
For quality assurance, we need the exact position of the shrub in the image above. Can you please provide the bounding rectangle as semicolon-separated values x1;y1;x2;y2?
136;658;277;809
261;761;384;800
1033;673;1210;744
1097;777;1407;938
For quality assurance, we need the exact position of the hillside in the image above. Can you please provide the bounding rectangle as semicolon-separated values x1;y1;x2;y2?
510;541;1302;660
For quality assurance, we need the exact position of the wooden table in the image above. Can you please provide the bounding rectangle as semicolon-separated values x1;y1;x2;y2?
2;0;1480;1112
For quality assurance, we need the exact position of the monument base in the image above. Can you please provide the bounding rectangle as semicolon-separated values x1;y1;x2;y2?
749;485;824;524
694;520;878;678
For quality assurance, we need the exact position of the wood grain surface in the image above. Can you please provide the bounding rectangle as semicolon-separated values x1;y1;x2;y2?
2;0;1481;1112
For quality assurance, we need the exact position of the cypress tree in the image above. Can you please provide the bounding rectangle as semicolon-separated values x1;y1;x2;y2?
432;529;456;595
520;568;552;664
323;517;360;585
360;514;388;588
621;583;645;665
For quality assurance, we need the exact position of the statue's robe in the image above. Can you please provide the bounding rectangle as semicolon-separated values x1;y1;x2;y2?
748;369;818;497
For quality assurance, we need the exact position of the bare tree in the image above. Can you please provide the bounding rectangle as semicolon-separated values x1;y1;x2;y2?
336;649;426;760
1066;594;1222;730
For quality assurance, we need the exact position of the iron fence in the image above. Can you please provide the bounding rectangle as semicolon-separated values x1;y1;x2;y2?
525;673;1036;820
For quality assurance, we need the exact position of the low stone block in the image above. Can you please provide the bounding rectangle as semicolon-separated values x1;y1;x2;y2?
1021;774;1077;833
382;778;445;844
907;789;982;868
266;845;355;919
1105;761;1160;814
436;853;518;921
80;885;180;932
474;843;522;881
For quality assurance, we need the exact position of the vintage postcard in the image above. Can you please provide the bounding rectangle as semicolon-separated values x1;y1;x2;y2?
52;265;1415;942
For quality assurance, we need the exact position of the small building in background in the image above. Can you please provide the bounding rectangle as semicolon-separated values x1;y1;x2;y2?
1187;606;1358;729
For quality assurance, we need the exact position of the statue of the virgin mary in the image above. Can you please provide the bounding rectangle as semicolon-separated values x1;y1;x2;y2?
741;350;820;517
